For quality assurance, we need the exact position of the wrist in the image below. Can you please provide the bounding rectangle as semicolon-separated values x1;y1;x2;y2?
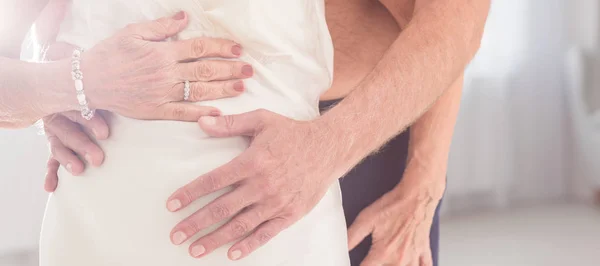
399;159;447;201
36;59;80;114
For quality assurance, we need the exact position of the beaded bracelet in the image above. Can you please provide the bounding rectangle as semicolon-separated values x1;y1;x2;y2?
71;48;94;120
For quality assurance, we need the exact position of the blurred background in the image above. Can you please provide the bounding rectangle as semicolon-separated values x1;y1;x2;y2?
1;0;599;265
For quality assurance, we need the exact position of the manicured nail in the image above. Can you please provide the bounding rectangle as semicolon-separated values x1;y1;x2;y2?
231;45;242;56
85;154;92;164
66;163;73;174
210;110;221;116
200;116;217;125
173;11;185;20
172;231;187;245
167;199;182;211
230;250;242;260
233;81;244;92
241;65;253;76
191;245;206;257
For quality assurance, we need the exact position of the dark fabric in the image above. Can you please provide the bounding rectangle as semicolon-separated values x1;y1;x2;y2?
319;99;441;266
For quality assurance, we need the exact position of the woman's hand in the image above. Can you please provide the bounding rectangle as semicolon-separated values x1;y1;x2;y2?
43;111;108;192
68;11;252;121
40;11;253;189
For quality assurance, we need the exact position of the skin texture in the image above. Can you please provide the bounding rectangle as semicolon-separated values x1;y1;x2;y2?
165;0;489;261
0;7;252;128
39;0;489;264
324;0;463;266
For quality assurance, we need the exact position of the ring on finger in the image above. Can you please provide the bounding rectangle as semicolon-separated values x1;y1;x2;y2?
183;80;191;101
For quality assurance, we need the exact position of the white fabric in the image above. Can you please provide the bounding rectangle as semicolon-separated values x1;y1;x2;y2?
39;1;350;265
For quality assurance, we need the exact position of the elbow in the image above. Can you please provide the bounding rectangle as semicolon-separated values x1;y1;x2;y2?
465;0;491;59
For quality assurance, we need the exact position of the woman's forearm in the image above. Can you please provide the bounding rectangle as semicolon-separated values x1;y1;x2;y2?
0;57;75;128
318;0;489;168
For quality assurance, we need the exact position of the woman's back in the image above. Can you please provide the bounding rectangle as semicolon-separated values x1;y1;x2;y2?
40;1;349;265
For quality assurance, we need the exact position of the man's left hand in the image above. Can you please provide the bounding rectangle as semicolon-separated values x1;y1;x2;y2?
347;166;443;266
167;109;344;260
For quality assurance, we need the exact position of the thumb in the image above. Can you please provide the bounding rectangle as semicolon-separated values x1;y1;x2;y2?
198;110;266;137
127;11;189;41
347;211;375;251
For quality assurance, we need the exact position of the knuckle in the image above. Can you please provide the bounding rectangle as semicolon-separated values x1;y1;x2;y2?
116;34;136;48
180;189;196;204
182;219;201;234
192;83;209;100
195;63;216;80
49;144;59;156
209;204;231;221
154;19;172;35
202;175;221;191
171;106;188;119
255;108;269;118
256;230;273;245
201;236;218;249
230;219;249;237
222;82;232;95
191;39;207;57
223;115;236;131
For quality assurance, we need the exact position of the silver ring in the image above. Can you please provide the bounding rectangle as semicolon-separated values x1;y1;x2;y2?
183;80;190;101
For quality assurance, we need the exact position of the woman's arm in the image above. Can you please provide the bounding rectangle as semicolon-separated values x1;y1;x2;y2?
0;0;75;127
1;9;253;128
1;0;49;58
0;57;74;128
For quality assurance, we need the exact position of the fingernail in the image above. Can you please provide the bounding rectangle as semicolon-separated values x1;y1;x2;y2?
172;231;187;245
191;245;206;257
85;153;92;164
66;163;73;174
199;116;217;125
92;129;98;138
167;199;182;212
231;45;242;56
210;110;221;116
233;81;244;92
230;250;242;260
241;65;253;77
173;11;185;20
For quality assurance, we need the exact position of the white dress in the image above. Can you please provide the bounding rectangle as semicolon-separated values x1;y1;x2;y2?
39;1;350;265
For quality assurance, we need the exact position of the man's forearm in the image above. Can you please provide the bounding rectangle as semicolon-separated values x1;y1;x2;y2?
403;74;463;198
318;0;489;169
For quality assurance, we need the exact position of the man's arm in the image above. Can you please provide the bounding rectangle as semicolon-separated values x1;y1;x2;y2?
380;0;466;198
319;0;489;172
406;74;463;198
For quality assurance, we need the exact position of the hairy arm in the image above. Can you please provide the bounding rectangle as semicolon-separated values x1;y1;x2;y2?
0;0;77;128
405;75;463;198
384;0;465;198
319;0;489;173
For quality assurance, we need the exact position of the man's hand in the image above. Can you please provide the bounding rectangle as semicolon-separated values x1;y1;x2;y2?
347;164;443;266
167;109;344;260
